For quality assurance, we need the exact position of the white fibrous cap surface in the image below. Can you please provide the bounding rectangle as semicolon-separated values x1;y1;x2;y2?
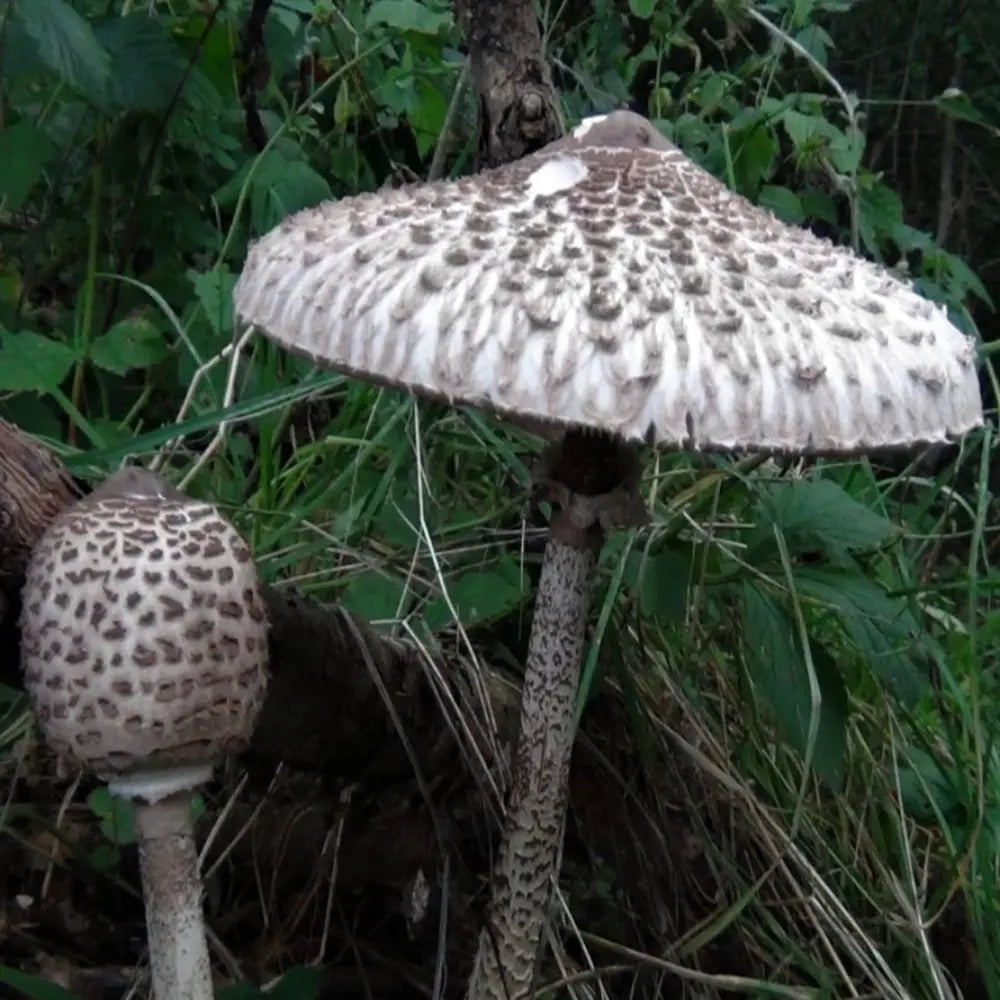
233;110;983;454
19;493;270;778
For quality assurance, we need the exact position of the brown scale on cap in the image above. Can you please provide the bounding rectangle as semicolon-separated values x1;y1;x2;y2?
19;469;269;777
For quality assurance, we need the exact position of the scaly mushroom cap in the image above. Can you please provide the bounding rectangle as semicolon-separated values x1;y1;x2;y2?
19;475;269;777
233;109;982;454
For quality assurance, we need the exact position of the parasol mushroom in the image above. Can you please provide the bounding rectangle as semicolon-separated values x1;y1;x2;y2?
19;467;270;1000
231;109;983;999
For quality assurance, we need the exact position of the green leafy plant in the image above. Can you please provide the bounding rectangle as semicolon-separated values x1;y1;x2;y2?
1;0;998;997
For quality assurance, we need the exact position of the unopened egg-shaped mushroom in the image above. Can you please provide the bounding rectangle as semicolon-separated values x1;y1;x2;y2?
19;469;269;779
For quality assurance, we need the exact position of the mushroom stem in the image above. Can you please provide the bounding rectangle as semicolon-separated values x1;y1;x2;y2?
467;512;602;1000
133;794;213;1000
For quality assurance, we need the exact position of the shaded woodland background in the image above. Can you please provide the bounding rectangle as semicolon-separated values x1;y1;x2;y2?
1;1;999;999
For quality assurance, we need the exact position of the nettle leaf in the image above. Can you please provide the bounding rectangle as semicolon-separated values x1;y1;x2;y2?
189;268;237;337
858;177;904;253
409;78;448;157
934;87;994;130
245;153;333;233
800;188;838;224
781;109;825;150
94;15;185;112
827;124;865;174
758;184;805;224
731;125;777;196
794;566;927;704
0;121;55;211
365;0;453;34
753;478;896;560
741;582;847;787
90;317;170;375
13;0;111;104
781;109;855;168
424;556;525;630
340;573;409;621
695;73;728;113
794;25;833;67
0;329;79;392
629;0;658;17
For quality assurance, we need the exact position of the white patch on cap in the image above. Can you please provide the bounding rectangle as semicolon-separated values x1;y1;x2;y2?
572;114;609;139
525;156;588;198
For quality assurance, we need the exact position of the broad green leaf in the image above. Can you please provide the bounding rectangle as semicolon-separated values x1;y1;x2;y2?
265;967;322;1000
921;247;994;307
86;843;120;872
90;316;170;374
13;0;110;104
376;64;421;117
409;78;449;157
780;110;851;169
375;493;434;547
635;547;692;628
0;393;63;439
827;124;864;174
896;745;962;823
793;566;927;704
424;557;525;630
0;329;79;392
791;0;815;28
217;986;265;1000
781;109;823;150
0;122;55;211
0;965;82;1000
753;478;896;560
94;15;185;112
242;153;333;233
215;144;333;232
629;0;657;16
800;188;838;224
189;268;237;337
88;786;136;845
741;583;847;787
858;177;904;253
758;185;805;224
341;573;409;621
731;125;777;196
934;88;996;131
365;0;453;34
793;25;833;66
696;73;728;113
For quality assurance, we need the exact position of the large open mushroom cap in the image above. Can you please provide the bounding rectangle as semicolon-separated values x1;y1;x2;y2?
19;487;269;778
233;110;982;453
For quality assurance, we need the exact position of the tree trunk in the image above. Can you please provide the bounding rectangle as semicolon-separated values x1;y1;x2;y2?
454;0;564;168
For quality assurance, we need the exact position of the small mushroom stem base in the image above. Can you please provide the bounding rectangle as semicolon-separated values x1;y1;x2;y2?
133;794;213;1000
466;508;602;1000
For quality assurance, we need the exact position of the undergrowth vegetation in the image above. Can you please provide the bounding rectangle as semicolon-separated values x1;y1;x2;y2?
1;0;998;997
